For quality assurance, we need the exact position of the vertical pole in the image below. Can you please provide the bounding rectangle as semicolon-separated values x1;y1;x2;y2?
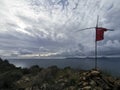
95;29;97;69
95;15;99;69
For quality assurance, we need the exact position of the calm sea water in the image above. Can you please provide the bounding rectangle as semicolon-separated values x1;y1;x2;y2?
8;58;120;77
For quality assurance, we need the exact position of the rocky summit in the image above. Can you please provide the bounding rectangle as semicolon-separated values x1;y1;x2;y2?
16;68;120;90
0;58;120;90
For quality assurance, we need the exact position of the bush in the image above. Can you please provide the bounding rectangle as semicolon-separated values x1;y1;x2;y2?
29;65;42;75
0;69;23;89
22;68;30;75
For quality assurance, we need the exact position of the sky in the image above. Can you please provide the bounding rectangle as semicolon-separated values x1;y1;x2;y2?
0;0;120;58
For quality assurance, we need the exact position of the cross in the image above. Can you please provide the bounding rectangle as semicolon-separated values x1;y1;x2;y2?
77;16;114;69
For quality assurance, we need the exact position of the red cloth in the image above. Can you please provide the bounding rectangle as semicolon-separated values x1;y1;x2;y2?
96;27;107;41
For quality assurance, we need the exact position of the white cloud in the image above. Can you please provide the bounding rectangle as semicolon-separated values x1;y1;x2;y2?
0;0;120;58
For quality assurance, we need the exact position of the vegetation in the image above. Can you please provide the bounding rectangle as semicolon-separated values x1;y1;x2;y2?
0;58;120;90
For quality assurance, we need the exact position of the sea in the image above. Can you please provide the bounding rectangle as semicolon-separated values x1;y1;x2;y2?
7;58;120;77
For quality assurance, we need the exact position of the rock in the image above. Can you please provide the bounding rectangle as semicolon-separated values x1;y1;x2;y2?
83;72;87;76
86;73;91;77
102;76;114;87
41;83;48;89
16;76;32;87
93;86;103;90
24;77;30;82
77;82;83;86
82;77;86;81
32;86;40;90
82;86;91;90
26;87;32;90
79;77;82;80
54;80;58;84
96;79;111;89
60;82;65;87
89;80;97;86
107;76;115;83
59;75;64;79
114;80;120;86
77;88;82;90
68;86;76;90
64;79;68;83
82;82;89;86
91;70;100;76
58;79;65;83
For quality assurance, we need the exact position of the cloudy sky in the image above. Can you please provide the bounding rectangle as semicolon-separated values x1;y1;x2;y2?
0;0;120;58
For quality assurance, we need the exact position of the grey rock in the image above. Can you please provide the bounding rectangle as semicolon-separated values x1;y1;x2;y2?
90;70;100;76
89;80;97;86
82;86;91;90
